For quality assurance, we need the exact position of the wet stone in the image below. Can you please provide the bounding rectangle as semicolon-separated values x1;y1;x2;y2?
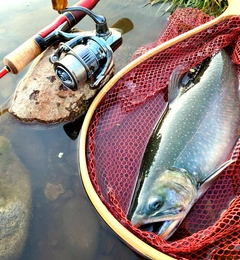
0;135;31;260
44;183;65;201
8;43;115;124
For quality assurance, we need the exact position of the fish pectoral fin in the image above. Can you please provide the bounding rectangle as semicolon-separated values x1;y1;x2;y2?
197;159;236;198
168;65;186;105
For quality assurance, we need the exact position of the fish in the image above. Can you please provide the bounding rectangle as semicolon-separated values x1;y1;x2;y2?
127;49;240;240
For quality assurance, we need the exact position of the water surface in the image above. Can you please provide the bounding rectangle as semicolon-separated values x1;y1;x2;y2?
0;1;169;259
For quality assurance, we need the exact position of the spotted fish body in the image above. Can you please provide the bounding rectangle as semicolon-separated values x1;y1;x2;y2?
128;50;240;239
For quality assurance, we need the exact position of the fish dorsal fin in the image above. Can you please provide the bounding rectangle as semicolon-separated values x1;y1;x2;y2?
197;159;235;199
168;65;186;106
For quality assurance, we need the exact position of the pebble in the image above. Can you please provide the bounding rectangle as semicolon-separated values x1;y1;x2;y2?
44;183;65;201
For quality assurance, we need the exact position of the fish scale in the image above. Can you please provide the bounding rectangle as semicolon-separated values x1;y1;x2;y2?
153;50;240;182
128;49;240;239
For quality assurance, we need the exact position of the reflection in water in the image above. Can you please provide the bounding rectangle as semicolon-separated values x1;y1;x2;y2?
0;0;168;259
63;114;85;140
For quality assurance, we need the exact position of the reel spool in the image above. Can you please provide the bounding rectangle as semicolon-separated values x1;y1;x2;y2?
50;7;132;91
50;36;112;90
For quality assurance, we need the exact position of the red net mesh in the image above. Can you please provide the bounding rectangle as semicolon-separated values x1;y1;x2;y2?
85;8;240;259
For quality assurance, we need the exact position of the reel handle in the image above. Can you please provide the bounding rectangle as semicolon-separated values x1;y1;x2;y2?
52;0;68;11
3;38;42;74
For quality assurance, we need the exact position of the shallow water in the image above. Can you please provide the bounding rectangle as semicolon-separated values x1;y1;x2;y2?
0;1;169;259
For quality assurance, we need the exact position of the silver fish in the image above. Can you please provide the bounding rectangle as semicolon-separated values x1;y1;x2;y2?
128;49;240;239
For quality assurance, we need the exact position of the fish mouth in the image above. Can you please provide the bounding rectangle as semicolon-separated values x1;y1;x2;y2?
131;208;185;239
139;221;168;234
138;219;181;239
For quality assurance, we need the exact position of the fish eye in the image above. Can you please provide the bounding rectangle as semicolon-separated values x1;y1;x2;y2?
149;197;163;211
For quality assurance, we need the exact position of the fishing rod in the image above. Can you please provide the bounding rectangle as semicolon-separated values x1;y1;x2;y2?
0;0;99;79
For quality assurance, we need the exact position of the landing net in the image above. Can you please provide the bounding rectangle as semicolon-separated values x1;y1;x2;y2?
85;8;240;259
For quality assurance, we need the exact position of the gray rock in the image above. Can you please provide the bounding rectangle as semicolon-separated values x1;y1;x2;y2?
0;136;31;260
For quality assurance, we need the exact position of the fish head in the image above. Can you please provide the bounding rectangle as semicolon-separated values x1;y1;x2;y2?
129;168;198;239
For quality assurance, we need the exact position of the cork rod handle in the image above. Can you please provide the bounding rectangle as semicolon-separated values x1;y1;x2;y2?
3;38;42;74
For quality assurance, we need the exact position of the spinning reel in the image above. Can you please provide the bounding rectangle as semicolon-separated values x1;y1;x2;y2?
49;7;133;91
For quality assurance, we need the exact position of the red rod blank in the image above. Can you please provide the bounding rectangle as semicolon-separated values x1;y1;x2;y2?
0;67;9;78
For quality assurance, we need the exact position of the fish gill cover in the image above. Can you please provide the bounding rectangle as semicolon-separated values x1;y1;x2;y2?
86;8;240;259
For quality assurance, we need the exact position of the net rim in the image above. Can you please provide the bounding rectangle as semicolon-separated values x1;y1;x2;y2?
79;5;240;256
79;62;175;259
